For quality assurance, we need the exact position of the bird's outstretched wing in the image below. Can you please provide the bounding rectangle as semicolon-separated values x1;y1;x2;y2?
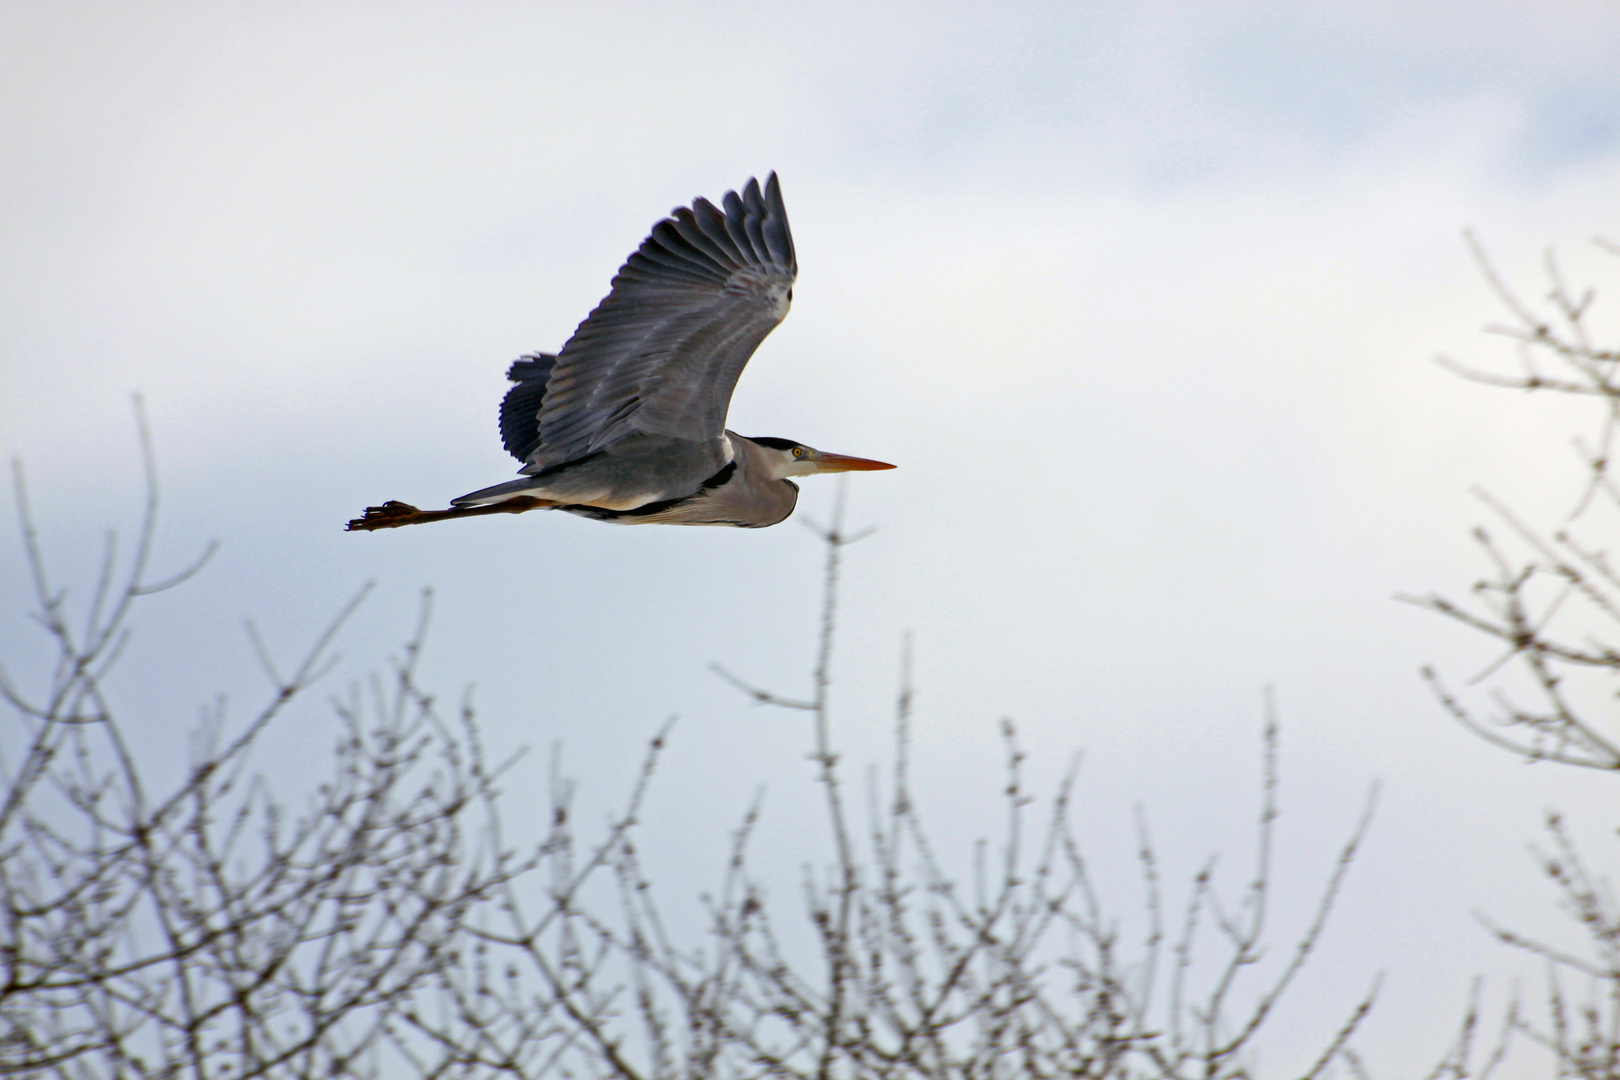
524;174;797;473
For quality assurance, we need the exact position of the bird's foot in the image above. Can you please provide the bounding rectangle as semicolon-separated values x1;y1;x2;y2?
345;500;423;531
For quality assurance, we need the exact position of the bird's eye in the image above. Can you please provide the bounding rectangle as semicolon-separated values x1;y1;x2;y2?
792;447;805;457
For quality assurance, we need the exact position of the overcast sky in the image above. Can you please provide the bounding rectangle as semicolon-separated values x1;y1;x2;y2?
4;2;1620;1072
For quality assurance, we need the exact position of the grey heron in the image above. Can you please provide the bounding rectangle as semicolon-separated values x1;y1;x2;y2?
346;173;893;533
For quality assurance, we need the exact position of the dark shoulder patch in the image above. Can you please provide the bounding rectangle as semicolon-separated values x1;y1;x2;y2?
500;353;557;462
748;436;798;451
701;460;737;489
612;461;739;518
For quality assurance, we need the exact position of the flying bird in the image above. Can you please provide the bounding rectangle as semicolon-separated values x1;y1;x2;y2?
346;174;893;533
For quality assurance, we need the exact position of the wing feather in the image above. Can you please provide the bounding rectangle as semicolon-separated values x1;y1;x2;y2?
737;184;771;263
626;245;718;285
683;202;746;268
642;226;727;280
499;353;556;461
526;174;797;471
721;191;754;259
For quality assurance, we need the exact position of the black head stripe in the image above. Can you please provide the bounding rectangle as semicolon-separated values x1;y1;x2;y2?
749;436;799;451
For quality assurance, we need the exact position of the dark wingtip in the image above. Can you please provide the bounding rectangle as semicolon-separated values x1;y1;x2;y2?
759;172;793;272
506;353;556;383
500;357;553;461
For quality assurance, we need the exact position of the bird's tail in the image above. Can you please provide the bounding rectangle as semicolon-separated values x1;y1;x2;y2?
450;474;559;507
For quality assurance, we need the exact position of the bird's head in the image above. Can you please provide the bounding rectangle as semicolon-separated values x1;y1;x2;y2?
748;436;896;480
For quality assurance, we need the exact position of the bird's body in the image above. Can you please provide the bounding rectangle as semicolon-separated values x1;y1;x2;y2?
347;174;891;533
541;434;800;528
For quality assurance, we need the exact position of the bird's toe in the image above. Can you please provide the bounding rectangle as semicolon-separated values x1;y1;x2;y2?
345;501;421;531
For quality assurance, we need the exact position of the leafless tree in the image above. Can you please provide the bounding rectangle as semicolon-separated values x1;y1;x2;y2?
1404;236;1620;1078
2;410;1377;1077
457;491;1382;1079
1404;234;1620;770
0;406;667;1077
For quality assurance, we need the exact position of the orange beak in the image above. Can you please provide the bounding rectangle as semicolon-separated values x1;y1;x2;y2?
811;451;897;473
